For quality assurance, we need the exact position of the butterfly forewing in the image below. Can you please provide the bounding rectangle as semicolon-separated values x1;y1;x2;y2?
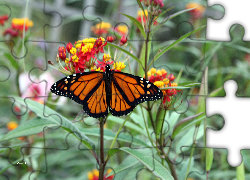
112;71;163;106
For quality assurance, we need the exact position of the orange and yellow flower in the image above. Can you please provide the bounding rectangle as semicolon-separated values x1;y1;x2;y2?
91;22;112;36
146;68;181;104
3;17;33;38
55;37;119;74
7;121;25;140
113;62;126;71
186;2;205;19
11;17;33;31
114;24;128;36
88;169;114;180
7;121;18;131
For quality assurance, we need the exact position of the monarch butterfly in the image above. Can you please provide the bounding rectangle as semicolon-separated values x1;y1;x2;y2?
50;65;163;118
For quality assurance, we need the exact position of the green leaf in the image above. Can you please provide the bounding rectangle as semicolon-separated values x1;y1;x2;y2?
175;68;183;84
1;117;53;141
107;115;146;135
107;42;142;67
4;52;19;69
160;86;193;90
237;162;245;180
121;13;146;38
153;26;206;62
5;97;95;150
171;113;205;139
206;148;214;171
107;155;139;177
209;86;224;97
150;7;198;37
155;107;166;139
79;128;150;147
196;66;208;126
178;82;201;87
119;147;174;180
108;148;120;157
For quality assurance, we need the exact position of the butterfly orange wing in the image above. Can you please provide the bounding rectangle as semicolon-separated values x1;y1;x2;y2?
50;71;109;118
109;71;162;116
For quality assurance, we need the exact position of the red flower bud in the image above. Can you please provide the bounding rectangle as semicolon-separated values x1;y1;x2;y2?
0;15;8;26
58;46;66;53
120;36;127;46
66;42;73;53
168;74;175;81
58;46;66;61
107;36;114;42
3;28;19;37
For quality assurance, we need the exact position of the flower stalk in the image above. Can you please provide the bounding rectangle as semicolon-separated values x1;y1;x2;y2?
99;117;106;180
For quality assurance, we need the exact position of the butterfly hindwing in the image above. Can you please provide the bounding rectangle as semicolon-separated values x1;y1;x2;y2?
85;79;109;118
109;80;136;116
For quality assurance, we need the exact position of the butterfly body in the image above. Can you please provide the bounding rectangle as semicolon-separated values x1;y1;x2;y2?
50;65;163;118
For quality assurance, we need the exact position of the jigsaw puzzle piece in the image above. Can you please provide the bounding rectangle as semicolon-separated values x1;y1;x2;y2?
206;0;250;41
206;80;250;167
0;1;55;59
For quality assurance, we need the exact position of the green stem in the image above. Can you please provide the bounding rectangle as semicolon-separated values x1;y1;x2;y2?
185;126;199;179
140;105;162;158
159;109;167;147
165;156;179;180
99;118;105;180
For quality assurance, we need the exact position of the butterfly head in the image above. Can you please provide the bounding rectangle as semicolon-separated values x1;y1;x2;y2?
105;65;111;72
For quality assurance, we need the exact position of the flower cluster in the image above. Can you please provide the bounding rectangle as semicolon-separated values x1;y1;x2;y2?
137;10;158;29
91;22;112;36
147;68;180;104
186;2;205;19
0;15;8;26
140;0;164;8
88;169;114;180
3;17;33;38
54;37;126;74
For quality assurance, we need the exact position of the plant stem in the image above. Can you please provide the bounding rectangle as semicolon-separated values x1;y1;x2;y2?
185;126;199;179
159;109;167;147
165;157;179;180
99;118;105;180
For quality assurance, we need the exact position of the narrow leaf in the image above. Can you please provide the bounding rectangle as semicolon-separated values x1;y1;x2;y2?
196;66;208;127
209;86;224;97
206;148;214;171
121;13;146;38
107;42;142;66
7;97;95;150
120;147;174;180
236;162;245;180
151;7;198;37
107;155;139;177
79;128;150;147
175;68;183;84
171;113;205;139
153;26;206;62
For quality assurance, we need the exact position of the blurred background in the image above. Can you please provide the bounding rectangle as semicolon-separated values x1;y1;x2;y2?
1;0;250;179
